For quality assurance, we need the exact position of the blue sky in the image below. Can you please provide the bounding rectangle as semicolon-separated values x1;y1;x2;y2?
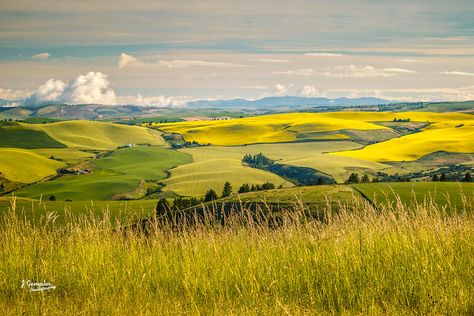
1;0;473;105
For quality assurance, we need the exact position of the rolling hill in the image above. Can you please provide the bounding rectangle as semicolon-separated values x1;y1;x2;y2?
0;148;65;183
29;120;165;150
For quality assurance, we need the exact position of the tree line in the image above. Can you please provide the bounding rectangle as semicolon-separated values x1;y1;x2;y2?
156;181;276;215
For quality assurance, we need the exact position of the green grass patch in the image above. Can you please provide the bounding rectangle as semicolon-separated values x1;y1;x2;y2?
30;120;165;150
14;146;192;200
0;126;65;149
0;197;156;225
0;148;65;183
354;182;474;211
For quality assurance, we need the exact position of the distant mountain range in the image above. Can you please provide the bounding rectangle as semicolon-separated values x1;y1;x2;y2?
187;96;397;108
0;96;406;120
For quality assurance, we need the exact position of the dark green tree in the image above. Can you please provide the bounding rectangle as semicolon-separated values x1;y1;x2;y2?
463;172;472;182
222;182;233;198
48;195;56;201
432;174;439;182
204;189;218;202
439;173;447;182
261;182;275;190
155;198;171;216
346;173;360;184
238;183;251;193
361;174;370;183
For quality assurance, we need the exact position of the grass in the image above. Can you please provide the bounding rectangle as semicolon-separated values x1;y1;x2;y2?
31;148;95;165
15;146;192;200
0;197;157;225
0;125;65;149
354;182;474;211
1;194;474;314
0;148;65;183
29;120;165;150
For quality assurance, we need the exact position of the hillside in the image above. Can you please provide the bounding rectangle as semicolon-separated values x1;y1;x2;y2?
30;120;165;150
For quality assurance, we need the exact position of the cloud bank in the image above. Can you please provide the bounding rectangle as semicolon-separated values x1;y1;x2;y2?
24;72;117;106
0;88;32;100
32;52;51;60
21;71;191;108
321;65;417;78
119;53;249;69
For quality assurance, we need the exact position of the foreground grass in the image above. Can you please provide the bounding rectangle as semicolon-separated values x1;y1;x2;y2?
1;197;474;314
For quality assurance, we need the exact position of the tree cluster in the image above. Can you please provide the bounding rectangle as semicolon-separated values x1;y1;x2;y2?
238;182;275;193
432;172;472;182
345;173;372;184
393;118;411;122
242;153;274;168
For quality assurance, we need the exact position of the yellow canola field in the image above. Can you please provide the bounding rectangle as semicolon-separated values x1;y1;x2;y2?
334;124;474;162
0;148;66;183
157;112;473;146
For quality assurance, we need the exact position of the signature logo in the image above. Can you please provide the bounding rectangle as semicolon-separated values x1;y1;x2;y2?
21;280;56;292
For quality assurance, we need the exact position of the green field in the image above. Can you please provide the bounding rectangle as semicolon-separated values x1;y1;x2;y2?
162;146;293;197
15;146;192;200
0;197;157;225
354;182;474;211
31;148;95;164
0;125;65;149
30;120;165;150
163;141;391;196
0;148;65;183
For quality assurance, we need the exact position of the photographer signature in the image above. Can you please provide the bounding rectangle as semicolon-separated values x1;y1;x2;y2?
21;280;56;292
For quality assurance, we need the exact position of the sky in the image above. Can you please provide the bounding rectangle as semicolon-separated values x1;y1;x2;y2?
0;0;473;106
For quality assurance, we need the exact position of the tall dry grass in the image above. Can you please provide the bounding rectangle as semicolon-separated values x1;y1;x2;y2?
1;195;473;315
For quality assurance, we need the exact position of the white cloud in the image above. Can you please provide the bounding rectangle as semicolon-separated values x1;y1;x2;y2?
253;58;292;63
383;68;417;74
32;52;51;60
298;85;322;97
0;88;32;100
244;85;269;90
118;53;144;68
274;84;288;96
119;53;249;69
329;85;474;102
399;58;422;63
439;71;474;77
117;94;191;107
273;68;315;76
305;52;343;57
321;65;417;78
24;72;116;106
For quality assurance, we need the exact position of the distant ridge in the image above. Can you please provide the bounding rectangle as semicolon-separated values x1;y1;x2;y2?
187;96;398;108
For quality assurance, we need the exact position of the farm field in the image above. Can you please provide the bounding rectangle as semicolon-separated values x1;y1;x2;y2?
0;197;157;225
0;148;65;183
354;182;474;211
335;124;474;162
30;120;165;150
15;146;191;200
156;111;473;146
31;148;95;164
162;146;293;197
0;120;167;186
164;141;391;196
